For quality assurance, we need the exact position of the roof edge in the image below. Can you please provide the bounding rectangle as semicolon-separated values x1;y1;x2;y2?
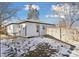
5;20;55;27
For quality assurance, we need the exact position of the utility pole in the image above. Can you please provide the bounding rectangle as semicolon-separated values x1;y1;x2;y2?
60;27;62;40
59;21;62;40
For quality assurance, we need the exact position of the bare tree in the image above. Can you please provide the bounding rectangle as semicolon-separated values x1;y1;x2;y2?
53;2;79;28
0;2;22;35
52;3;79;41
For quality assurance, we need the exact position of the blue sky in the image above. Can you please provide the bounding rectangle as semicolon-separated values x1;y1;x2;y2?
10;2;61;24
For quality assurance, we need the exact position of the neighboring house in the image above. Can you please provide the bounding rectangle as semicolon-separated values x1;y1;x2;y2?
6;19;55;37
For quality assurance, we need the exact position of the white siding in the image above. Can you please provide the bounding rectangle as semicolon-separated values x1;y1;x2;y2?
13;24;19;36
20;23;26;36
39;24;46;35
27;23;39;37
7;24;20;36
7;22;47;37
7;25;14;36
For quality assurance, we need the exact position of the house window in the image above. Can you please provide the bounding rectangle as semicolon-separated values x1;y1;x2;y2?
19;30;21;35
23;27;25;30
19;25;21;28
25;26;27;36
43;25;45;29
9;26;11;30
37;25;39;32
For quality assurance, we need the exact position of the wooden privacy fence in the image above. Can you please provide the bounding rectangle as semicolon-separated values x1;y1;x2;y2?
46;27;79;42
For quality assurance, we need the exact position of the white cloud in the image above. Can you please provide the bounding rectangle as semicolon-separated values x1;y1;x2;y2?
45;15;49;18
24;5;29;10
45;15;53;18
24;4;40;10
60;15;65;19
54;14;59;17
46;14;65;19
46;14;59;18
51;4;62;11
32;4;40;10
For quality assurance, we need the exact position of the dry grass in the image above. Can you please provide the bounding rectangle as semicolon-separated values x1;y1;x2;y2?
0;26;17;39
0;34;18;40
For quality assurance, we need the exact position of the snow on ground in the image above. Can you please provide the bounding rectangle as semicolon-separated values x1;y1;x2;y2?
0;37;75;57
67;39;79;57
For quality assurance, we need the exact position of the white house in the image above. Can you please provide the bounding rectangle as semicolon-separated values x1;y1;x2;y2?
6;19;55;37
